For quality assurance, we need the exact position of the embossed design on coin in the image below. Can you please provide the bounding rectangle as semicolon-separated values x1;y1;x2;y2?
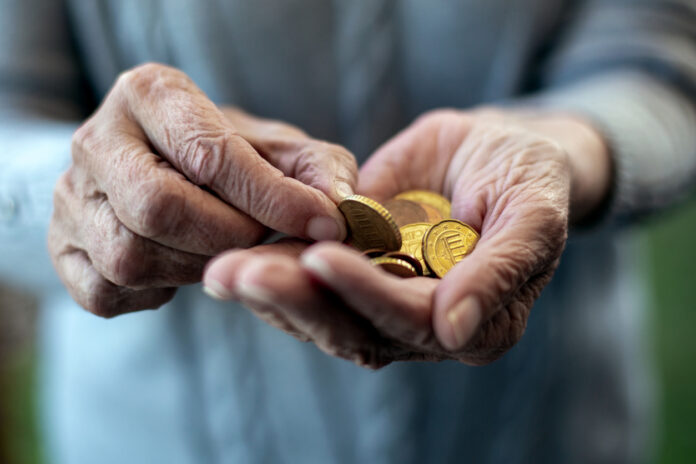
338;194;401;251
383;199;429;227
395;190;451;218
398;222;432;276
423;220;479;278
370;256;418;278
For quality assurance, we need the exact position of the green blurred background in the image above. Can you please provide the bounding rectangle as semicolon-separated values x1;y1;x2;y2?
1;198;695;464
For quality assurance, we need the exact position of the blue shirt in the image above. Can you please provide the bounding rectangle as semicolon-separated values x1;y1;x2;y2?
2;1;696;463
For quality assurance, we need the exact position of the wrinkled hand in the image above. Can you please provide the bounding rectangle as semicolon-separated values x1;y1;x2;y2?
48;63;357;317
204;109;610;367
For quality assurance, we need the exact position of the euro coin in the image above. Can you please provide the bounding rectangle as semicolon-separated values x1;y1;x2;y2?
338;194;401;251
383;198;430;227
398;222;432;276
422;220;479;278
370;256;418;278
383;251;423;276
395;190;451;218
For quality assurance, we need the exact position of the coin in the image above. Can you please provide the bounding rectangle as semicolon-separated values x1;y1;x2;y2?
419;203;444;223
395;190;451;218
370;256;418;278
398;222;432;276
383;251;423;276
362;249;386;259
422;220;479;278
383;198;430;227
338;194;402;251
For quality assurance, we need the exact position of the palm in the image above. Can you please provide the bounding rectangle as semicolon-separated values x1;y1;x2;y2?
205;110;571;367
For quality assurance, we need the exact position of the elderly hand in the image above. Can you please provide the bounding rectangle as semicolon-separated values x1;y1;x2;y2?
203;108;610;367
48;63;357;317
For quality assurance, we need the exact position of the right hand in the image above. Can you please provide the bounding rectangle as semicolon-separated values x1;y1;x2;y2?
48;63;357;317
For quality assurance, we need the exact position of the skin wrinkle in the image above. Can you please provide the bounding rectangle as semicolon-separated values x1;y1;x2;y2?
50;62;360;316
87;195;207;289
203;108;590;366
179;132;229;187
209;244;388;365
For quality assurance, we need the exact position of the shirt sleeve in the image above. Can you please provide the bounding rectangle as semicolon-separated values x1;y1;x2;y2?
0;0;87;291
533;0;696;221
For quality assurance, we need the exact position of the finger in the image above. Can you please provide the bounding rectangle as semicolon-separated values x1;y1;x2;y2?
232;254;396;368
257;139;357;204
49;190;178;316
224;108;358;203
202;238;310;300
432;207;566;353
118;63;347;241
58;166;213;287
82;194;210;289
51;246;176;317
299;243;439;345
73;123;268;254
201;240;313;343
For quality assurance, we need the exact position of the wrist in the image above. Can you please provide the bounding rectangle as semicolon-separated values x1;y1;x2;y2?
546;115;612;224
515;112;612;224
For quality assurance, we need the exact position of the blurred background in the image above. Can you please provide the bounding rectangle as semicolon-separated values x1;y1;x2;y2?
1;198;695;463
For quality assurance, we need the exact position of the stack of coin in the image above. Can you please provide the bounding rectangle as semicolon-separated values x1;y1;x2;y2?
338;191;479;278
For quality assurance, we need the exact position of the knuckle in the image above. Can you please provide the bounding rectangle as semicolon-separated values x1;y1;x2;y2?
117;62;167;90
518;137;566;167
103;238;148;288
71;120;97;163
82;282;121;319
131;179;183;239
117;62;190;101
180;133;230;186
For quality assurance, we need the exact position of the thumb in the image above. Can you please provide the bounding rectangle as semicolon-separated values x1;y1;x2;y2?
431;210;566;355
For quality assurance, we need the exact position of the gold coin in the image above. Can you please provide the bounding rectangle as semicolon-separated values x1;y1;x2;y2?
422;220;479;278
362;249;386;259
398;222;432;276
395;190;451;218
419;202;444;223
383;198;430;227
370;256;418;278
383;251;423;276
338;194;402;251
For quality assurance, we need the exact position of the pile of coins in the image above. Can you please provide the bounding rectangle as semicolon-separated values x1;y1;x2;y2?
338;190;479;278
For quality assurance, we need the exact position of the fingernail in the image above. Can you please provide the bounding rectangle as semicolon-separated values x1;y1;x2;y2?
236;281;277;306
306;216;342;241
444;297;482;350
202;279;233;300
301;253;335;282
334;180;354;199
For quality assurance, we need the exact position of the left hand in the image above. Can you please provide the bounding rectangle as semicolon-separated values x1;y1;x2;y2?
203;108;610;367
